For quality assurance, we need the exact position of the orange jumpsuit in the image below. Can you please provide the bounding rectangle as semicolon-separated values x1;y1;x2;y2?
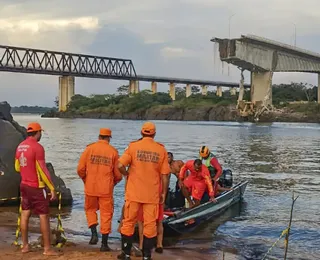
119;137;170;238
77;140;122;234
179;160;214;201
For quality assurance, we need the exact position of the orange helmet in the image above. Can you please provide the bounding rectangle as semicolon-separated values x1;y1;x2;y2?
199;146;210;158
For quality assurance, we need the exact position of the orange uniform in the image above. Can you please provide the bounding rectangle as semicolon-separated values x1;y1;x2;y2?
119;126;170;239
77;128;122;235
179;160;214;201
137;181;164;222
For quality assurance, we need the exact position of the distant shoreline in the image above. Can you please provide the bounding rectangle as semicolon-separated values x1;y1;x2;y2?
41;105;320;124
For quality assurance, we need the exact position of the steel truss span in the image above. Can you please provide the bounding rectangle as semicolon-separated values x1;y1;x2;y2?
0;45;137;79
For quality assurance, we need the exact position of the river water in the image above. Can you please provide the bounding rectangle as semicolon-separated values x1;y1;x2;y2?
6;114;320;259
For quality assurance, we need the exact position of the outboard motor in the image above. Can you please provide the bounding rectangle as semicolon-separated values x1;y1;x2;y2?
219;169;233;188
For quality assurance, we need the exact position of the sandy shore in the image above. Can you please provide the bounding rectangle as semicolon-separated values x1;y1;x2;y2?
0;225;238;260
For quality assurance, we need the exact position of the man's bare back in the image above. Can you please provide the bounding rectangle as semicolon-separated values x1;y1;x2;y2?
170;160;184;178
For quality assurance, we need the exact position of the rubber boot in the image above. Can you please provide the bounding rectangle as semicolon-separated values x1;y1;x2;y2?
117;234;133;260
100;234;111;252
89;224;99;245
142;236;156;260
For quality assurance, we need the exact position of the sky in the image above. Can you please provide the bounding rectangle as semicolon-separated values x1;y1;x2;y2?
0;0;320;106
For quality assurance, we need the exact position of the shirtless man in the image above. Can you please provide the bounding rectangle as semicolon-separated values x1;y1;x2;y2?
168;152;184;179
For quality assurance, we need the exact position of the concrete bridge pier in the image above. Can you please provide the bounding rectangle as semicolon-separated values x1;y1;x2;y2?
169;83;176;100
58;76;75;112
216;86;222;97
129;80;139;94
186;84;191;97
201;85;208;95
251;71;273;106
151;81;157;94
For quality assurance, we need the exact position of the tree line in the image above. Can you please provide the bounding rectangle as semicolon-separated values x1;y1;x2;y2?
59;82;318;113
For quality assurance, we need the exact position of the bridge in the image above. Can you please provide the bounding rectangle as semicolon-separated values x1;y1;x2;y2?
211;34;320;112
0;44;249;111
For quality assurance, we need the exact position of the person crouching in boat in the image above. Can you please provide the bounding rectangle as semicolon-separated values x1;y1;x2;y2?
199;146;223;194
77;128;122;251
178;159;216;208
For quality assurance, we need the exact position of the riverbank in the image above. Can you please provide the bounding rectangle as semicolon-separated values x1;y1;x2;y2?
0;226;237;260
42;103;320;123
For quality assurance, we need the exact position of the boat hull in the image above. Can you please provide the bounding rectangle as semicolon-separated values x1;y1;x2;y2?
163;180;248;236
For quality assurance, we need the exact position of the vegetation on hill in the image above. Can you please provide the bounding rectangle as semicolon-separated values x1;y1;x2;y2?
40;82;320;122
11;105;56;114
63;82;318;113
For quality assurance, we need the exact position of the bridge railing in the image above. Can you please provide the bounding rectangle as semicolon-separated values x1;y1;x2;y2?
0;45;137;79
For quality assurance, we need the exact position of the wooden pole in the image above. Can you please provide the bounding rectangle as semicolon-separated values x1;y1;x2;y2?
284;191;299;260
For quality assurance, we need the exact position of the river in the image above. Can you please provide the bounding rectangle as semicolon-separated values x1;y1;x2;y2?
7;114;320;259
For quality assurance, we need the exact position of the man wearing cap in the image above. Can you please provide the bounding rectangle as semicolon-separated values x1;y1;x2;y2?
15;122;60;256
117;121;170;260
77;128;122;251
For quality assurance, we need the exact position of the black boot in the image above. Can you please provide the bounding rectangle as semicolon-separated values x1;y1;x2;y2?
117;234;133;260
142;236;156;260
89;224;99;245
100;234;111;252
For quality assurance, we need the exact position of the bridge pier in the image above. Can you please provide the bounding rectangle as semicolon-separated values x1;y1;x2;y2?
169;83;175;100
58;76;75;112
216;86;222;97
201;85;208;95
186;84;191;97
251;71;273;106
151;81;157;94
129;80;139;94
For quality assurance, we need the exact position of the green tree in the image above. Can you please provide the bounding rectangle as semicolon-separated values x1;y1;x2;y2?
117;85;129;95
191;85;200;94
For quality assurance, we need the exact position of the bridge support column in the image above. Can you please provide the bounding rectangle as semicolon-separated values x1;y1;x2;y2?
186;84;191;97
169;83;175;101
251;71;273;106
129;80;135;94
129;80;139;94
230;87;237;96
58;76;75;112
318;74;320;104
201;85;208;95
216;86;222;97
151;81;157;94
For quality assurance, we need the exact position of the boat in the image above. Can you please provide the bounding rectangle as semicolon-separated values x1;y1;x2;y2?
162;180;248;236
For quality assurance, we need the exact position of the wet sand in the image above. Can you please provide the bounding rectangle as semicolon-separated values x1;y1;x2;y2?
0;225;238;260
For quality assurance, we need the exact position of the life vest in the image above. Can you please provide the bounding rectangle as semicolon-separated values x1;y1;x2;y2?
200;153;216;178
200;152;215;167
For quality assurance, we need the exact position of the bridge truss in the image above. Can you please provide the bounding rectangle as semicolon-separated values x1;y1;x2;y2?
0;45;137;79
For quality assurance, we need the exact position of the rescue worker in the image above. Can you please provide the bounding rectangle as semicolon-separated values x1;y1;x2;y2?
117;121;170;260
199;146;223;194
77;128;122;252
179;159;216;208
137;152;184;255
15;122;61;256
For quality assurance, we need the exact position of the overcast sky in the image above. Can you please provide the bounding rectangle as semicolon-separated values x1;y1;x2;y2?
0;0;319;106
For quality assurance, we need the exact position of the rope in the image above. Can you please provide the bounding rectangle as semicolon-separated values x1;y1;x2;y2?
12;190;67;248
13;197;22;248
56;189;67;248
261;228;289;260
